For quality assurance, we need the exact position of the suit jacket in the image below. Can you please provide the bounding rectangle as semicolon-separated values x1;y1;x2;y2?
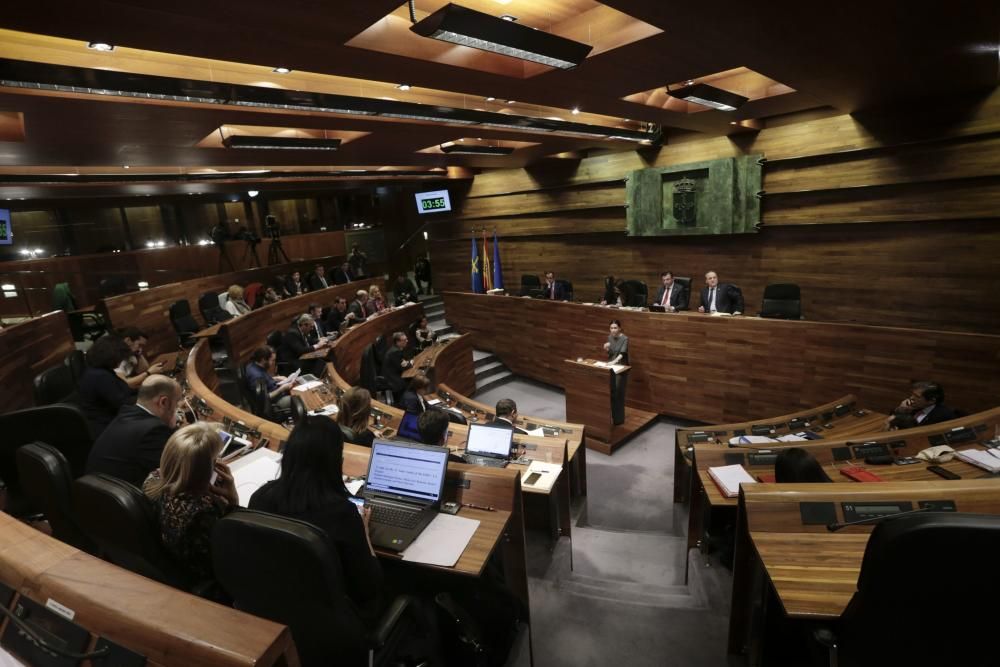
326;307;349;332
492;417;528;436
653;283;689;311
78;367;135;437
308;274;329;291
543;280;566;300
284;278;306;297
348;300;368;323
86;404;174;487
699;284;744;314
307;319;329;344
332;268;354;285
383;347;409;393
401;390;426;414
919;403;957;426
279;326;311;366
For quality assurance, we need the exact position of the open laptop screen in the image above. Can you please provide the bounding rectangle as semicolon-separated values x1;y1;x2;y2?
366;441;449;503
466;423;513;458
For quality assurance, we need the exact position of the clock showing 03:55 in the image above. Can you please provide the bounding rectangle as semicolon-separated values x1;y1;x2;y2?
414;189;452;215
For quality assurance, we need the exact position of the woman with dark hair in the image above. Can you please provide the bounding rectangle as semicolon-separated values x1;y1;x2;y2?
413;316;436;350
602;319;629;425
78;334;136;436
774;447;832;483
337;387;376;447
249;416;382;612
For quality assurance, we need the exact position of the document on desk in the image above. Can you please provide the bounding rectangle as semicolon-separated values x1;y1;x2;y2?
230;448;282;506
402;513;479;567
727;435;777;445
707;464;756;498
525;427;546;437
522;460;561;492
776;433;807;442
342;476;365;496
292;380;324;392
309;403;339;416
954;448;1000;473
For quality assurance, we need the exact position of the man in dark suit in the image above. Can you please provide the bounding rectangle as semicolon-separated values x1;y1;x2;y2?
348;290;370;323
305;303;330;343
493;398;528;435
897;381;957;426
382;331;412;402
332;262;354;285
401;374;431;414
653;271;688;312
698;271;743;315
542;271;566;300
307;265;329;291
280;314;330;374
85;375;181;487
325;296;356;333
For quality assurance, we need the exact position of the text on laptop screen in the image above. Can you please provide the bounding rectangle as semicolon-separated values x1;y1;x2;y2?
367;442;448;501
466;424;513;457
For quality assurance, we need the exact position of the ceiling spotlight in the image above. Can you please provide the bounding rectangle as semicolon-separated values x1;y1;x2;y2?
155;240;166;247
667;83;748;112
397;84;412;91
247;190;259;197
499;14;518;22
272;67;292;74
122;164;130;169
485;96;496;101
87;42;115;52
222;135;341;150
572;107;580;115
506;100;515;104
411;4;592;69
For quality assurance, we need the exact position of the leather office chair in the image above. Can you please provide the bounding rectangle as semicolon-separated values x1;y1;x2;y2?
98;276;128;298
33;364;76;406
64;349;86;384
72;473;198;590
360;344;390;402
760;283;802;320
673;276;693;310
212;510;423;667
813;512;1000;667
621;280;648;307
255;378;292;424
555;279;574;301
446;411;468;426
15;443;97;554
169;300;201;348
290;395;308;424
198;291;233;325
520;274;542;297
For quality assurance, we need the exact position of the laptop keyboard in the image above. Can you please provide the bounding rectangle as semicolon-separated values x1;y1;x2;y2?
371;504;422;528
465;455;507;468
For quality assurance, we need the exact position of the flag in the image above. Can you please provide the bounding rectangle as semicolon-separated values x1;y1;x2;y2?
482;229;492;291
491;230;504;291
470;236;484;293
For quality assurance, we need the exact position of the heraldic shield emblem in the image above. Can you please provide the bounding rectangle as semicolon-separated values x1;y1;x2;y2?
673;177;697;226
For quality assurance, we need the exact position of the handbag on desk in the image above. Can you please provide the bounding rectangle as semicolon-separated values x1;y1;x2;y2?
915;445;956;464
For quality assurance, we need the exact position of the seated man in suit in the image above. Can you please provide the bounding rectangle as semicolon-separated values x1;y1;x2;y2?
85;374;182;487
348;290;370;323
283;270;307;298
307;264;329;291
493;398;528;435
542;271;566;300
305;303;332;344
279;314;331;374
392;274;418;306
332;261;354;285
896;381;956;426
382;331;413;403
652;271;688;312
325;296;357;333
697;271;743;315
417;408;451;448
119;326;167;390
401;374;432;414
245;346;294;410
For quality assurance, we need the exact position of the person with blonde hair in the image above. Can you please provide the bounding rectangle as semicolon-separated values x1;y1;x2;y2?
143;422;238;580
368;285;387;313
337;386;375;447
224;284;251;317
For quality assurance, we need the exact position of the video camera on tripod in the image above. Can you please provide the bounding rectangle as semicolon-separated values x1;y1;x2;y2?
264;214;281;240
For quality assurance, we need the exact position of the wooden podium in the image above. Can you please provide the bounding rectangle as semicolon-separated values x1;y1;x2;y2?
563;359;630;448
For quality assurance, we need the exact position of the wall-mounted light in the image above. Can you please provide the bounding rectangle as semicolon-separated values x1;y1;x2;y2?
423;231;429;240
197;239;212;246
145;241;155;248
155;240;166;247
18;248;44;259
247;190;259;198
137;281;149;290
1;283;15;290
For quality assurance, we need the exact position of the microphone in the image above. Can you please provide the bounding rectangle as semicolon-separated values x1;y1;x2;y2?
826;505;933;532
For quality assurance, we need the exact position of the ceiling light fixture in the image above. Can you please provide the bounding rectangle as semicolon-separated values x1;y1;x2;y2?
667;83;748;111
572;107;580;115
247;190;259;197
439;143;514;155
87;42;115;52
122;164;130;169
397;84;412;91
485;96;496;101
222;135;342;150
499;14;518;22
272;67;292;74
410;4;592;70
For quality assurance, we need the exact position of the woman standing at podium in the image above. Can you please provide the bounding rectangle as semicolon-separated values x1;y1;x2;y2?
603;320;629;425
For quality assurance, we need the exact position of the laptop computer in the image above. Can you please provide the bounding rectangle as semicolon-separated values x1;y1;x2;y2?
463;423;514;468
397;411;423;440
363;440;450;551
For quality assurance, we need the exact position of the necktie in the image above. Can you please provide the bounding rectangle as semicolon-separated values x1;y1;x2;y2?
662;286;671;306
709;288;716;311
550;282;555;298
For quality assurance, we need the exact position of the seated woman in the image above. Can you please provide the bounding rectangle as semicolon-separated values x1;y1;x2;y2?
244;346;293;411
368;285;387;313
412;316;437;350
224;284;252;317
143;422;239;581
401;374;432;415
77;334;136;437
337;387;376;447
774;447;832;483
249;416;382;614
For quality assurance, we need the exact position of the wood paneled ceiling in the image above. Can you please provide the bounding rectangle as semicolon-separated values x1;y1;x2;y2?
0;0;996;199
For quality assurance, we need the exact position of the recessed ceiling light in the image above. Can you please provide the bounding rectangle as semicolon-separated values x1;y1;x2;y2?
272;67;292;74
397;84;412;91
87;42;115;52
485;96;496;101
500;14;518;21
572;107;580;115
122;164;130;169
506;100;515;104
685;80;695;85
730;121;738;125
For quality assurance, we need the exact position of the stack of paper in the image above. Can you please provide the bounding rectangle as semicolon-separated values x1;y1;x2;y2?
525;427;546;437
292;380;324;392
776;433;807;442
230;448;282;506
954;448;1000;473
522;460;561;492
402;513;479;567
309;403;339;416
707;464;756;498
728;435;777;445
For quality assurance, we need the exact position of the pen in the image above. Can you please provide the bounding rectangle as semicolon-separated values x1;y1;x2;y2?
462;502;495;512
739;435;750;445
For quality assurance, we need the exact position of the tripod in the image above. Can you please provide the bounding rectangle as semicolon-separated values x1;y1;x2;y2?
216;243;235;272
242;240;262;268
267;238;290;265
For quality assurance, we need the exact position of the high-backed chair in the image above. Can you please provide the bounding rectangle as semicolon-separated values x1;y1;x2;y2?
255;378;291;424
446;411;468;426
16;443;97;553
73;474;198;589
814;513;1000;667
555;279;574;302
290;395;308;425
760;283;802;320
198;291;233;325
673;276;693;310
33;364;76;406
64;349;87;384
621;280;648;307
244;282;263;309
0;404;93;515
519;274;542;297
212;510;422;667
169;300;201;348
98;276;128;298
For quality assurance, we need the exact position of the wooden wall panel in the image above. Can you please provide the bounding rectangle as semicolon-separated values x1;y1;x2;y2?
441;292;1000;424
0;311;75;412
331;303;424;386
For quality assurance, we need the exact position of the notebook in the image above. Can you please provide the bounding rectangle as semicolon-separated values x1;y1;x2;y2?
707;464;756;498
954;448;1000;473
363;440;450;551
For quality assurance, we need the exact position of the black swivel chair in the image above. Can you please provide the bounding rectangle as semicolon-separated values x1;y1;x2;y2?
169;300;201;348
72;474;200;590
360;344;390;402
198;291;233;325
33;364;77;406
64;349;86;384
255;378;292;424
98;276;128;298
446;411;468;426
621;280;648;307
555;279;574;302
16;443;97;554
520;274;542;297
760;283;802;320
290;395;308;425
673;276;693;310
813;512;1000;667
212;510;424;667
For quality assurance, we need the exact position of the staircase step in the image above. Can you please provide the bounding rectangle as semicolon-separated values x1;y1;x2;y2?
429;323;453;336
474;354;499;369
475;370;513;393
472;349;493;361
424;303;445;317
474;360;506;376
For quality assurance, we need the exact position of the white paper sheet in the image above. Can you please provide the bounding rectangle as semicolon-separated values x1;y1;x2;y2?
522;460;561;492
401;513;480;567
230;449;282;506
292;380;323;392
525;427;546;437
343;477;365;496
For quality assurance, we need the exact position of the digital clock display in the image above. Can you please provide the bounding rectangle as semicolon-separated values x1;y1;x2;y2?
414;189;452;214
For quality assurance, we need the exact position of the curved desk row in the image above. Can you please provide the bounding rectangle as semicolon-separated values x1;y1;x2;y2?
442;291;1000;447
